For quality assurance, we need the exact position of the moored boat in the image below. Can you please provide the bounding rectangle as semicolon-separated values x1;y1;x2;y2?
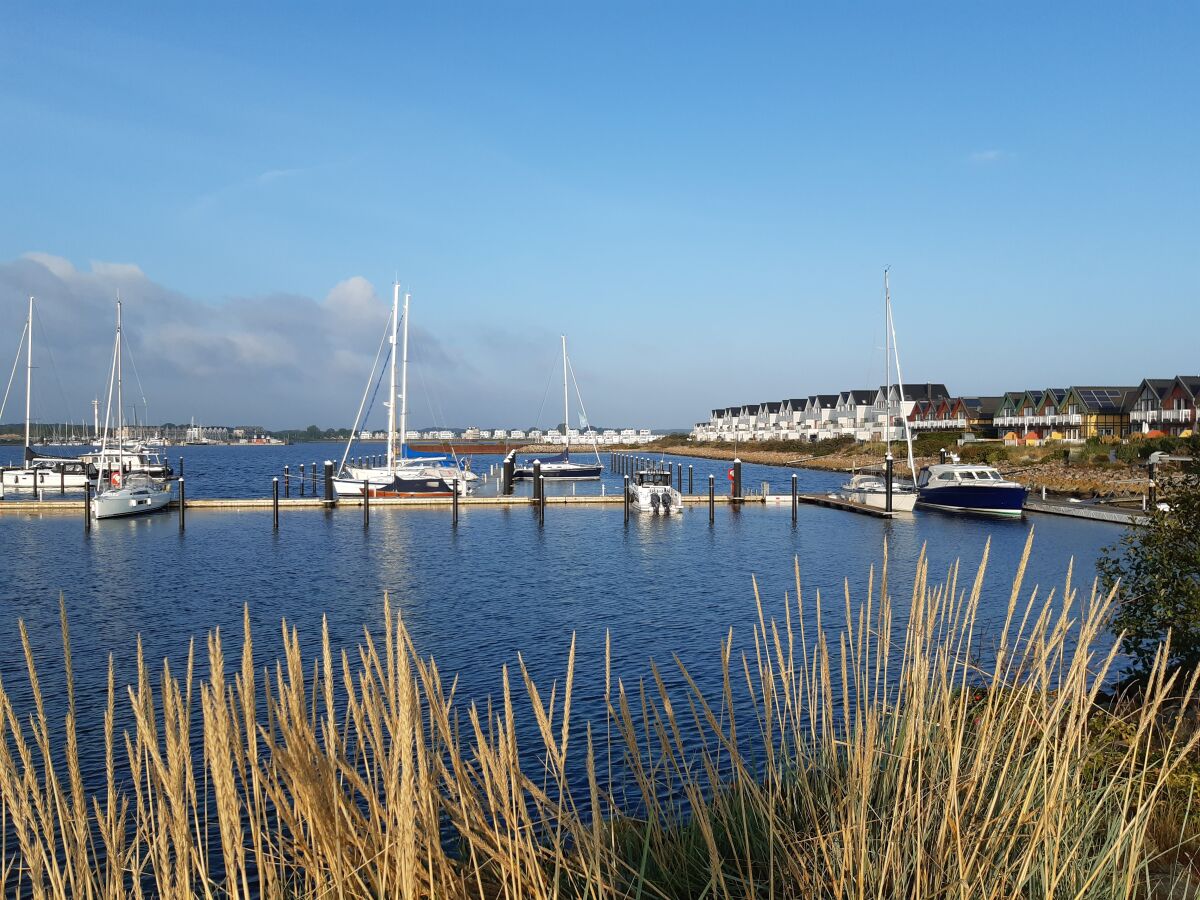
627;468;683;514
514;336;603;481
915;459;1028;517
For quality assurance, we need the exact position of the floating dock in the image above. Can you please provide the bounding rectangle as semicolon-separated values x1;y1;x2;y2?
1024;498;1146;526
792;493;897;518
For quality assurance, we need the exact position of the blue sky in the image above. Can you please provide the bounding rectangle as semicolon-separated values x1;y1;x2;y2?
1;3;1196;429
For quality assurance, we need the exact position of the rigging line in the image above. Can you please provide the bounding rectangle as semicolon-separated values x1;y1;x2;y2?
411;350;462;466
531;351;558;432
0;321;29;424
32;302;76;434
122;328;151;429
337;320;391;473
566;355;602;464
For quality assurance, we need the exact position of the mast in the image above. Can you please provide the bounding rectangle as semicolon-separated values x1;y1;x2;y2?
398;291;410;463
386;282;399;471
23;296;32;456
562;334;569;455
116;299;124;481
884;271;892;459
93;398;99;442
886;271;918;481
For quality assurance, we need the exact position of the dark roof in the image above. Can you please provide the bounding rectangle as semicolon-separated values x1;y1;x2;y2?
1137;378;1175;400
741;404;760;414
847;390;875;403
711;409;724;417
907;383;951;402
1175;376;1200;399
1070;386;1138;413
725;406;739;416
763;401;782;413
815;394;839;407
960;396;1003;416
785;398;807;407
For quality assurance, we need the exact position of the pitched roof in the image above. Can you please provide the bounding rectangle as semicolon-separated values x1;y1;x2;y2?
1069;386;1138;413
847;390;875;403
1137;378;1175;400
814;394;839;407
1174;376;1200;400
763;401;782;413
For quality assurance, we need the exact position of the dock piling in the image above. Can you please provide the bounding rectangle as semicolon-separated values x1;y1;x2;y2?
885;452;894;513
362;480;370;528
623;475;629;523
300;463;305;496
1148;461;1157;508
733;458;742;501
272;478;280;529
284;465;290;498
452;483;459;525
709;474;715;524
532;460;542;503
178;477;186;531
688;464;693;494
84;482;91;532
539;476;546;526
502;452;515;495
791;473;798;523
311;463;317;493
59;464;65;495
323;461;334;508
676;462;682;491
179;456;184;477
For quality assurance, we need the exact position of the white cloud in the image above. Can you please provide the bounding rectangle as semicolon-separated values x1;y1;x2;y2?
0;254;475;429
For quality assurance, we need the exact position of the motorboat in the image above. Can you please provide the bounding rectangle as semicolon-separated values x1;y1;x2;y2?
916;457;1028;517
514;335;603;481
627;468;683;514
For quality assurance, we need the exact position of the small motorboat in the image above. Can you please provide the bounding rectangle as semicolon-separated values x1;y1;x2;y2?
840;470;917;512
627;469;683;514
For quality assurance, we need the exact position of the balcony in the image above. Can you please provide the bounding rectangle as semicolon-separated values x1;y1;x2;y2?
1164;408;1194;422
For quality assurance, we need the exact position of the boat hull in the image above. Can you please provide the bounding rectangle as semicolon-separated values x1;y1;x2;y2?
513;463;602;481
841;487;918;512
916;485;1027;517
92;486;172;519
333;474;458;498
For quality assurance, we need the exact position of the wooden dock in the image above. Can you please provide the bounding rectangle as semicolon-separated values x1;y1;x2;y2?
794;493;897;518
1025;498;1146;526
0;493;759;514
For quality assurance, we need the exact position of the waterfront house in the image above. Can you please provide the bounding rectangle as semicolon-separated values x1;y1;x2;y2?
993;392;1025;436
1158;376;1200;436
1058;386;1138;440
1129;379;1175;435
737;404;759;438
755;401;782;439
781;398;807;440
964;396;1002;435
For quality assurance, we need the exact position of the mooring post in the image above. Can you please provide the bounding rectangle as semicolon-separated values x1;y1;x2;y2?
939;448;948;464
885;452;894;513
688;464;693;494
708;474;715;524
733;458;742;501
791;473;798;523
623;475;630;523
284;465;290;498
59;463;65;495
323;461;334;508
178;456;184;478
362;480;369;528
676;463;682;491
539;476;546;526
1148;461;1157;508
502;452;515;495
533;460;542;503
452;482;459;525
299;463;305;496
272;477;280;530
311;462;317;493
178;476;186;531
84;481;91;532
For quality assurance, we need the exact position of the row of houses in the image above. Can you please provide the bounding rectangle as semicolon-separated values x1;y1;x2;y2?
356;427;660;445
692;375;1200;444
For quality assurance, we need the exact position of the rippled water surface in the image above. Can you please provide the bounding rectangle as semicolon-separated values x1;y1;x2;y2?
1;444;1121;790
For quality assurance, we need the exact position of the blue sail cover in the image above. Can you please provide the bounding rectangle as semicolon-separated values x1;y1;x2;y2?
400;446;451;459
522;451;568;464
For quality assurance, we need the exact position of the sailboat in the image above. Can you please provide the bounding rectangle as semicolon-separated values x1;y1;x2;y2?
841;270;918;512
1;296;94;490
333;285;470;498
91;299;173;519
513;336;603;481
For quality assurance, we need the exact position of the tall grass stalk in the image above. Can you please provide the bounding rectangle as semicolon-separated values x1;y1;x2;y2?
2;536;1199;898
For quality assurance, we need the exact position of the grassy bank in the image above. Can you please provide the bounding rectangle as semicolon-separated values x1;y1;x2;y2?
3;539;1200;897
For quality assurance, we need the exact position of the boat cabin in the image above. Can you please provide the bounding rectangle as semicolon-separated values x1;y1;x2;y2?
634;470;672;487
916;464;1008;488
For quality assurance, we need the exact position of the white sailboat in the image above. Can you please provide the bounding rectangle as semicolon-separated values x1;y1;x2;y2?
92;299;172;519
841;270;918;512
513;336;603;480
1;297;94;490
333;284;471;498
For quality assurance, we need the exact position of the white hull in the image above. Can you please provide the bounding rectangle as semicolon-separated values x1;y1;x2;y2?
628;484;684;514
92;482;172;519
2;468;90;489
840;486;918;512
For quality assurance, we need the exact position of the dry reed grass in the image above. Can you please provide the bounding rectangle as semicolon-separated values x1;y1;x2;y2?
3;533;1200;898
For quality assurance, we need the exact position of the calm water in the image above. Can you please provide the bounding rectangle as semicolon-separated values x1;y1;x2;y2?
0;444;1122;793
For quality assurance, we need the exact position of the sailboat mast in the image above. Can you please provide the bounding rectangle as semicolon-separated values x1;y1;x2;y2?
387;282;398;471
562;335;569;454
24;296;32;454
886;271;918;480
399;292;410;462
884;271;891;457
116;300;124;480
